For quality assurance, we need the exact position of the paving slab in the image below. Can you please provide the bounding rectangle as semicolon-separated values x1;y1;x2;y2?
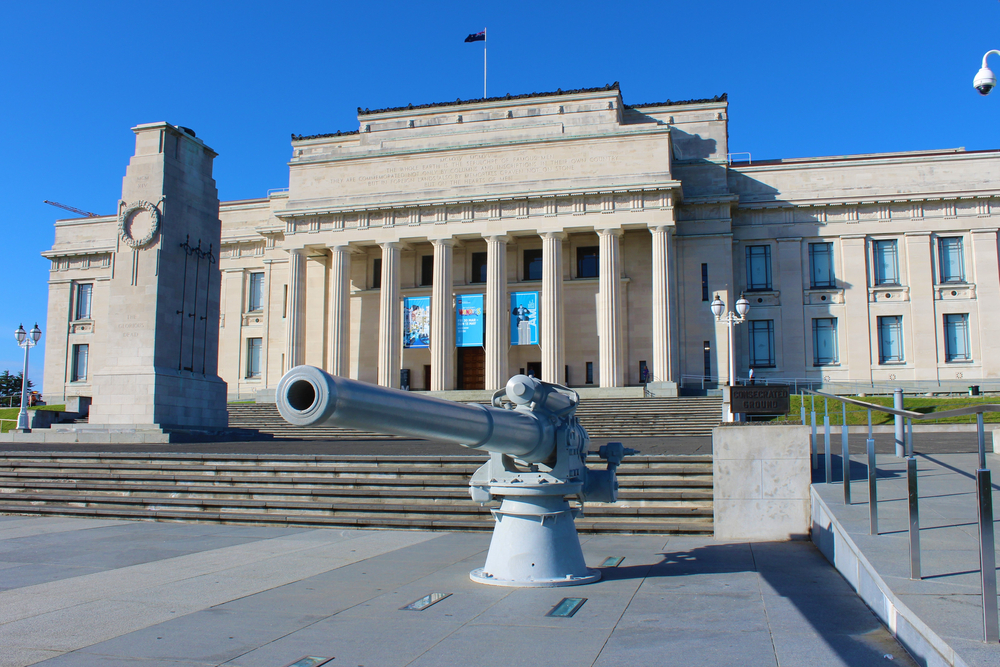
0;516;919;667
813;451;1000;667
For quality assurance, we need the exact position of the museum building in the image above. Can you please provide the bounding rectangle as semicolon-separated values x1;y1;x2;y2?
41;83;1000;402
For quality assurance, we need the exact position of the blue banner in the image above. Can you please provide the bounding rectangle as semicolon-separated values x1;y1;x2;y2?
403;296;430;348
510;292;539;346
456;294;484;348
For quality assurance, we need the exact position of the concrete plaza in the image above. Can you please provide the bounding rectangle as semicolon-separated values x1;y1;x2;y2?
0;515;915;667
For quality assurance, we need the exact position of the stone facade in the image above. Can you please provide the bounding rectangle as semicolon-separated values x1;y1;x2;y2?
42;84;1000;404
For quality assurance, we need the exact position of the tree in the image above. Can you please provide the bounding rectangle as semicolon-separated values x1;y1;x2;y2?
0;371;33;407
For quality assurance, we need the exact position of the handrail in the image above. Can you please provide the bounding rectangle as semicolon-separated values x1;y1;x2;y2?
804;387;999;640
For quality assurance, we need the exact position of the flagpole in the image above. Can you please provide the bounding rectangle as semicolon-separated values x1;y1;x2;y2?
483;28;487;98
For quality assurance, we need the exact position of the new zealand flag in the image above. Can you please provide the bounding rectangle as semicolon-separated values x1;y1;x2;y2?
465;30;485;42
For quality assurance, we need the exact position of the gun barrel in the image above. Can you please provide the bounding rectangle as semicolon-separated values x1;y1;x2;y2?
276;366;554;462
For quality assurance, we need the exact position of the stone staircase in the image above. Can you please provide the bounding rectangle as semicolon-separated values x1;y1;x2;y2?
0;453;714;535
226;396;722;440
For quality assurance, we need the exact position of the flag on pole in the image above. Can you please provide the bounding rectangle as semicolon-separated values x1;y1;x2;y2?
465;30;485;42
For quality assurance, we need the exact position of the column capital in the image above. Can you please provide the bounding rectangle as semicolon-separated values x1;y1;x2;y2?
484;234;511;244
430;237;457;247
328;243;354;253
647;224;674;235
540;231;568;241
379;240;402;251
596;227;624;237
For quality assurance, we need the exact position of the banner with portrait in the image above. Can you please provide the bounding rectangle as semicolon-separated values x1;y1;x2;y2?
510;291;539;346
456;294;484;347
402;296;430;348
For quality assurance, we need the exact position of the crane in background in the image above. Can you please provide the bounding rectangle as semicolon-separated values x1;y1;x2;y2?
43;200;100;218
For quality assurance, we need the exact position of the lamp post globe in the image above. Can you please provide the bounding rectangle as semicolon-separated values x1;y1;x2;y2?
30;324;41;344
14;324;25;345
710;295;725;319
735;294;750;318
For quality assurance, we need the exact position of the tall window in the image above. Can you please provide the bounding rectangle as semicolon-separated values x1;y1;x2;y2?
524;249;543;281
877;316;904;363
703;341;711;380
745;245;772;291
470;252;488;283
809;243;835;288
944;314;971;361
873;240;899;285
75;284;93;320
748;320;775;368
246;338;262;379
938;237;965;283
247;272;264;312
71;344;89;382
372;258;382;288
812;318;839;365
585;361;594;385
420;255;434;286
701;263;709;301
577;246;599;278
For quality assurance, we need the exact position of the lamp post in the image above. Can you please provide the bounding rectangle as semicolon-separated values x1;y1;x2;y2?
14;323;41;433
711;293;749;422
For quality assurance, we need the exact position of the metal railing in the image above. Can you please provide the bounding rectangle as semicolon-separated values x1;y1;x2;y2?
804;389;1000;643
681;374;1000;396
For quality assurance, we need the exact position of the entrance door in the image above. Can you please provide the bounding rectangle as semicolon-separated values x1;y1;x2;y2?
458;347;486;390
526;361;542;379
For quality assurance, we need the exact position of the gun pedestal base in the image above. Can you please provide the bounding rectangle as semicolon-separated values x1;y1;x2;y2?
470;496;601;588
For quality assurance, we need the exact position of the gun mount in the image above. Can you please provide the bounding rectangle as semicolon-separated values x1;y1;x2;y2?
276;365;636;587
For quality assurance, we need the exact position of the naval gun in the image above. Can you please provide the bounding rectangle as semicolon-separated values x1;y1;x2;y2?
276;365;636;587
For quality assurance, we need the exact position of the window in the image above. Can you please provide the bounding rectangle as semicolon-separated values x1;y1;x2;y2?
585;361;594;385
703;341;711;380
246;338;262;379
247;272;264;312
944;314;971;361
873;240;899;286
748;320;776;368
701;263;709;301
577;246;599;278
745;245;772;291
71;344;89;382
372;258;382;288
809;243;835;288
420;255;434;286
74;284;93;320
939;237;965;283
470;252;488;283
812;318;839;365
877;316;904;363
523;249;543;281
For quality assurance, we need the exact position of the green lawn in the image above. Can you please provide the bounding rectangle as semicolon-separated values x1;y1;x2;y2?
789;395;1000;425
0;405;67;433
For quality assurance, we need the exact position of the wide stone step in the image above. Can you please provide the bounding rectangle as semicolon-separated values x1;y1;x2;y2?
0;503;714;535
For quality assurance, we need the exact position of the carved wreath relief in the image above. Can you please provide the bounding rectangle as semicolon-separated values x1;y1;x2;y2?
118;200;161;248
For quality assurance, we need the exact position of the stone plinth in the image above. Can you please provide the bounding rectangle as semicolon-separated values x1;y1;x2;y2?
713;425;811;541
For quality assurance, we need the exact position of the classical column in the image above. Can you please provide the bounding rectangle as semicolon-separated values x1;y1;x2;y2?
650;225;674;383
377;241;402;388
541;231;566;384
326;245;351;377
284;247;306;372
430;238;455;390
598;228;624;387
485;235;510;390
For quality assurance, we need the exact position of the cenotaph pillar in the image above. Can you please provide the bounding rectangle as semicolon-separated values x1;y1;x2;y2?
88;122;227;430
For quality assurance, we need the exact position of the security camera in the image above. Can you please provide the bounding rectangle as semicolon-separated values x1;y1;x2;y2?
975;66;996;95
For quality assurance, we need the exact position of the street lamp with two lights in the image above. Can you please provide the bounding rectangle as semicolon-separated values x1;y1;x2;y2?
14;324;41;433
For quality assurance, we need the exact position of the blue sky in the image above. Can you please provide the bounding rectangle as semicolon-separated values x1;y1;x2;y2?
2;0;999;394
